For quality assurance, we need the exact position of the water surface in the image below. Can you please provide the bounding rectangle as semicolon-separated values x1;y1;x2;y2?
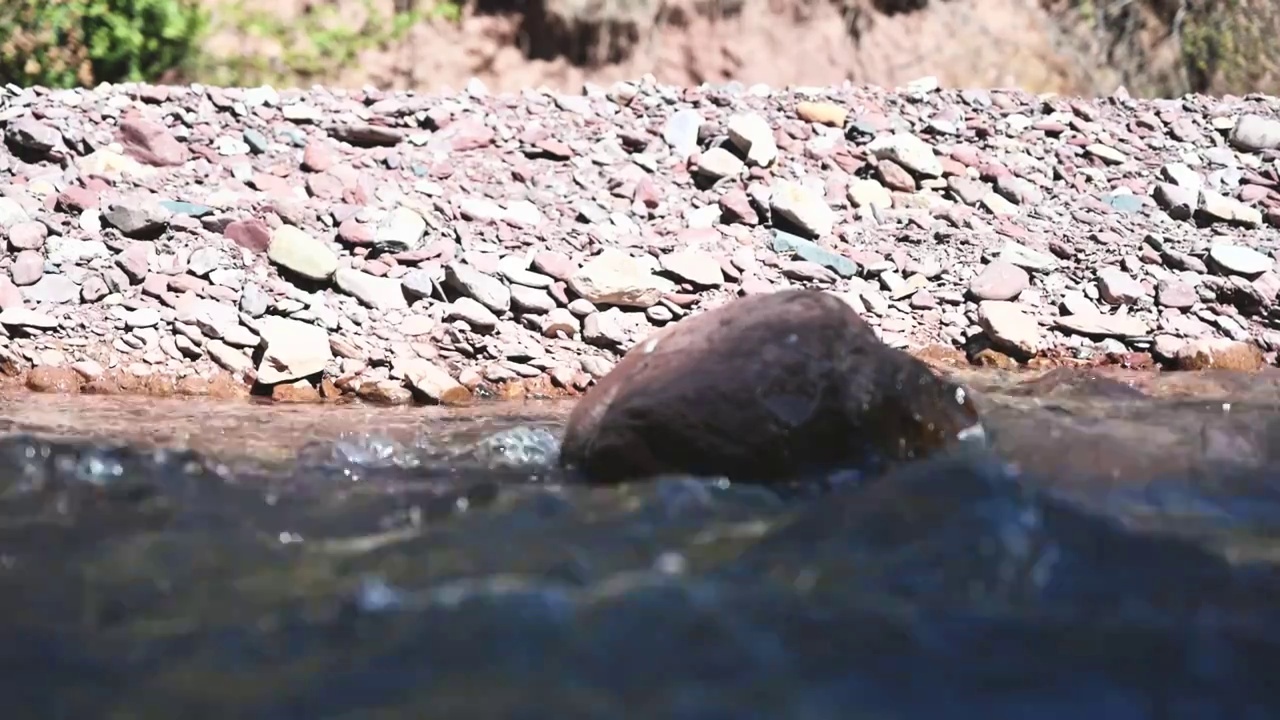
3;367;1280;718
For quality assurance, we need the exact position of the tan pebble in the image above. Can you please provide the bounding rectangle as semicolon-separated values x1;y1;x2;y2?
26;366;80;393
796;101;848;127
272;379;323;403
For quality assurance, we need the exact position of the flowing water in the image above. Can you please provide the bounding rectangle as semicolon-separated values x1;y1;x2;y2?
4;367;1280;718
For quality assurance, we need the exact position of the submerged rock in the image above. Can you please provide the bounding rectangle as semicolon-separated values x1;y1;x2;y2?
558;288;983;484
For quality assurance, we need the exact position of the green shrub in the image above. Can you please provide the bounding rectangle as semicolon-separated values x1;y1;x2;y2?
0;0;208;89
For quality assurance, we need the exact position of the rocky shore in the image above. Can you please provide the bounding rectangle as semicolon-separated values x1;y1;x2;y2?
1;77;1279;405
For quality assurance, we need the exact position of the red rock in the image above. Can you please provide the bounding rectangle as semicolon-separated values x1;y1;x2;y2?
55;186;99;214
117;116;189;167
301;141;335;172
558;289;982;484
224;219;272;253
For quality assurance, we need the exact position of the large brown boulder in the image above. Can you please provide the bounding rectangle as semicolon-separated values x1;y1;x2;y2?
558;288;984;484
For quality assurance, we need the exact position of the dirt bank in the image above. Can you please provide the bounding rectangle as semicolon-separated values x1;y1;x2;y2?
192;0;1228;97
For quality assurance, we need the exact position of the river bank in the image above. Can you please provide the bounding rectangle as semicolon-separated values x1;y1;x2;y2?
1;78;1279;405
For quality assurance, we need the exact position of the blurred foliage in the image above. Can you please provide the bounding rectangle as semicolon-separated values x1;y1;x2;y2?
0;0;208;88
192;0;463;88
1179;0;1280;95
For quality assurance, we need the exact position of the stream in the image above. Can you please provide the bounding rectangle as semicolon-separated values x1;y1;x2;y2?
2;366;1280;718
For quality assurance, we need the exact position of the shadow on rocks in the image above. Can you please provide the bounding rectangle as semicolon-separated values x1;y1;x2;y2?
558;288;984;484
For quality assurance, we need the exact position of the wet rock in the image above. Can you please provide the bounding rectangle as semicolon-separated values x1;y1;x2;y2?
272;379;322;403
26;365;80;393
1174;337;1264;371
398;358;471;405
357;378;413;404
558;289;982;484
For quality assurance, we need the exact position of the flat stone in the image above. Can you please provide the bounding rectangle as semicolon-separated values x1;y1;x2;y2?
847;179;892;209
21;274;78;304
398;358;471;405
968;261;1028;301
977;301;1042;356
998;241;1058;272
796;101;848;127
0;307;58;329
254;316;333;384
695;147;745;179
659;250;724;287
445;262;511;313
567;248;675;309
267;225;338;280
335;268;408;310
1209;243;1273;277
1198;190;1262;227
1097;267;1147;305
510;284;557;314
102;201;171;239
1055;313;1149;338
1156;279;1197;308
770;231;858;278
446;296;499;331
770;180;836;238
866;132;942;177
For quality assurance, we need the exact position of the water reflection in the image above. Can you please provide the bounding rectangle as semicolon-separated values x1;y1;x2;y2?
1;369;1280;717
